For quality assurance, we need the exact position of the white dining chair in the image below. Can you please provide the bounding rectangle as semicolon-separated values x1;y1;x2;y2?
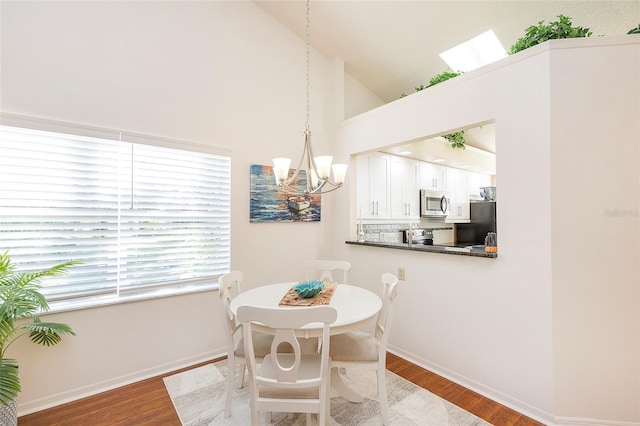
218;271;274;418
328;272;399;425
304;259;351;284
237;304;337;426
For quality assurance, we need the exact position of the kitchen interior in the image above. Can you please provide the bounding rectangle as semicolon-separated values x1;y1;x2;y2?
352;122;497;256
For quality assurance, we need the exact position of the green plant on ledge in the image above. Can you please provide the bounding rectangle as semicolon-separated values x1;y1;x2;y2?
400;69;466;149
400;69;462;98
0;251;77;410
426;69;461;87
509;14;592;54
628;24;640;34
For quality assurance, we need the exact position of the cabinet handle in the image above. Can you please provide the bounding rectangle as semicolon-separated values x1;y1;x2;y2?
371;201;375;215
375;201;379;215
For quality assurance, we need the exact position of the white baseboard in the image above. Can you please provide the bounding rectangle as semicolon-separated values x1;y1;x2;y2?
387;344;554;425
555;417;640;426
17;349;227;417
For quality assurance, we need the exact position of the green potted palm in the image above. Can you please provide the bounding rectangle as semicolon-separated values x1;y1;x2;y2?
0;251;77;425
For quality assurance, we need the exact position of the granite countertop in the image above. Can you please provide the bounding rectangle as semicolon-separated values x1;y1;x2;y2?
345;240;498;258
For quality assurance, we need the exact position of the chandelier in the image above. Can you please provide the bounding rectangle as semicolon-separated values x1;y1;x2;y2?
272;0;347;195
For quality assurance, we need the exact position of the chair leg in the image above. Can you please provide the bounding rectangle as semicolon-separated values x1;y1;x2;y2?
224;359;234;418
320;400;329;425
238;361;246;388
250;403;259;426
378;365;390;425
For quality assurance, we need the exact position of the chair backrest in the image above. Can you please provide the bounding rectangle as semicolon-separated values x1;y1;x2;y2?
374;273;399;347
238;305;337;391
218;271;244;351
304;259;351;284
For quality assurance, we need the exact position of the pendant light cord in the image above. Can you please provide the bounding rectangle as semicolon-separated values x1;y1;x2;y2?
305;0;310;133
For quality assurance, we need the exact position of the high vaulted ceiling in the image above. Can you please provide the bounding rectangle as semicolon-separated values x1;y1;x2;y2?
255;1;640;104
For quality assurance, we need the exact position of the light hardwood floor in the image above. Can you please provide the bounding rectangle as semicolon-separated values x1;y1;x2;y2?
18;353;544;425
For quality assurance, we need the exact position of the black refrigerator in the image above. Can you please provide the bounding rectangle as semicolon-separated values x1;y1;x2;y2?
455;202;497;245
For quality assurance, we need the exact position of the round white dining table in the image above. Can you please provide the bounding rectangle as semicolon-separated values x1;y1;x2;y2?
229;281;382;403
229;282;382;338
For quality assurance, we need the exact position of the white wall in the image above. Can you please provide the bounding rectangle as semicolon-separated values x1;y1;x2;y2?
0;0;345;414
332;37;640;424
344;72;385;119
549;41;640;423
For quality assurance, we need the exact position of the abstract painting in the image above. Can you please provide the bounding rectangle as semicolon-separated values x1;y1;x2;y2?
249;164;321;223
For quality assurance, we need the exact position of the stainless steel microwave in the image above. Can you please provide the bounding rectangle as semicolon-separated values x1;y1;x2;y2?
420;189;449;218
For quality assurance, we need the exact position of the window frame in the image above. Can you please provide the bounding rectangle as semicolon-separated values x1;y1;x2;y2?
0;113;232;313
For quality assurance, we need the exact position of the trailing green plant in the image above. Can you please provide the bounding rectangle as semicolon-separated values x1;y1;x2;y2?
442;131;466;149
0;251;77;406
628;24;640;34
509;15;592;54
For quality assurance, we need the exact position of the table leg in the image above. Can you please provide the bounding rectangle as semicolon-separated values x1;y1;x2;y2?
331;368;364;403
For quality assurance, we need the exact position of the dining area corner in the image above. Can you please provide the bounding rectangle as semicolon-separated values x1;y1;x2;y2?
218;261;399;425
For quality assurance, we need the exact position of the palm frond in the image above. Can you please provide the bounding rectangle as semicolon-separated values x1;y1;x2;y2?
22;319;76;346
0;358;20;406
16;261;78;288
0;316;15;344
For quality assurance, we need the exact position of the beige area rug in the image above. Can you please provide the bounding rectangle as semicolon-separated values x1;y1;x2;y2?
163;360;491;425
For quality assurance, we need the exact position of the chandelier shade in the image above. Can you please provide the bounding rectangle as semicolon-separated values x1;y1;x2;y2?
271;0;347;195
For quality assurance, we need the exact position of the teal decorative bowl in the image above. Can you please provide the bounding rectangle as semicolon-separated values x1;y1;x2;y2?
293;280;324;298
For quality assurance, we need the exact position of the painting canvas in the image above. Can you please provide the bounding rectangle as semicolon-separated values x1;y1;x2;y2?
250;164;321;223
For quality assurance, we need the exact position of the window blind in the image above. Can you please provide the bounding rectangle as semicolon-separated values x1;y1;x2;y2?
0;124;230;304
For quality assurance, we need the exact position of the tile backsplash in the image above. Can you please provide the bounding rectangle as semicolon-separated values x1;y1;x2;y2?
358;223;406;243
358;223;454;244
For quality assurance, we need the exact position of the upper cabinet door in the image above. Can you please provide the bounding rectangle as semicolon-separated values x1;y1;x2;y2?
356;154;373;219
357;152;390;219
418;162;446;193
445;168;470;223
369;152;391;218
390;156;419;220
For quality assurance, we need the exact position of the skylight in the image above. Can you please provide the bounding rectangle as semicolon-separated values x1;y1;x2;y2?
439;30;507;72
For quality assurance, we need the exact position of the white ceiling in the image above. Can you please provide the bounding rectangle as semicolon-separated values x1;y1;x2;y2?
255;0;640;103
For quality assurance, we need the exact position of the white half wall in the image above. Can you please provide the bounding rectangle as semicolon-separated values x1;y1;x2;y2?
332;36;640;424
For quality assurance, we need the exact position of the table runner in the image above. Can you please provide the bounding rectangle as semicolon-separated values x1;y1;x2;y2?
278;281;339;306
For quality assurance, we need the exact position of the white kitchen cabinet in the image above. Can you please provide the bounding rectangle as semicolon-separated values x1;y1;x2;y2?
356;152;390;219
418;162;446;193
467;171;492;200
445;168;470;223
390;156;420;220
